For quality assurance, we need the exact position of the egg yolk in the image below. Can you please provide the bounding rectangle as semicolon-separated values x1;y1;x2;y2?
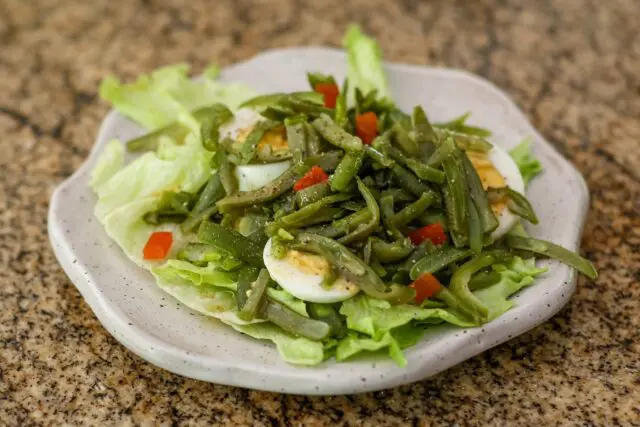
284;250;330;276
467;151;507;215
234;124;289;153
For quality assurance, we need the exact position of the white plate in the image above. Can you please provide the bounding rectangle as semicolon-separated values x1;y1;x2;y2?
48;47;589;395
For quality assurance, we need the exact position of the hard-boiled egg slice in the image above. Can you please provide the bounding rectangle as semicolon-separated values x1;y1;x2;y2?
263;238;360;303
234;161;291;192
219;108;292;191
467;144;525;240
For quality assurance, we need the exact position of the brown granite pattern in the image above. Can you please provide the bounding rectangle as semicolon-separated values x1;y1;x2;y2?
1;0;639;425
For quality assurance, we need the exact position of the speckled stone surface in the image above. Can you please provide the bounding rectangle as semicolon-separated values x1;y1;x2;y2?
0;0;638;425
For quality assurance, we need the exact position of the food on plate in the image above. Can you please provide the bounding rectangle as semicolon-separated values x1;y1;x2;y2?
90;25;596;366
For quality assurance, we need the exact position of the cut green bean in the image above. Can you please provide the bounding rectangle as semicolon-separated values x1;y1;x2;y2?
239;268;270;320
296;182;330;208
506;235;597;279
305;122;323;156
419;210;448;230
198;221;265;267
392;120;419;157
304;151;343;172
307;303;346;337
391;164;432;199
330;150;364;191
462;153;498;233
412;106;437;144
370;237;414;263
410;247;472;279
262;298;331;340
434;112;492;138
434;128;492;152
487;187;539;225
267;193;352;235
238;120;280;164
200;104;234;151
284;116;307;163
334;79;349;129
441;142;469;246
378;139;445;183
312;114;363;152
467;199;484;253
216;164;308;212
235;266;260;310
338;178;380;244
391;192;440;227
181;173;225;232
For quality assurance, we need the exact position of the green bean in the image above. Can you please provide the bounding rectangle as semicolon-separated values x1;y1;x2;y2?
370;256;388;278
284;116;307;163
391;164;433;199
312;114;363;152
282;98;333;118
235;266;260;310
296;182;330;208
304;151;343;172
468;270;502;290
426;134;458;167
261;298;331;340
381;141;445;183
448;254;507;322
200;104;234;151
238;268;270;320
462;154;499;233
126;106;214;152
266;193;352;235
392;121;419;157
410;247;473;279
236;213;269;237
364;145;395;168
467;200;484;253
307;72;336;88
216;164;308;212
506;235;597;279
334;79;349;129
143;211;186;225
239;91;323;110
218;151;238;196
391;192;439;227
370;237;414;263
338;178;380;244
379;195;404;240
273;191;298;219
412;106;437;144
305;122;323;156
181;174;225;232
400;240;436;275
443;185;468;248
330;150;364;191
380;188;415;203
238;120;280;164
292;233;414;304
441;142;469;246
433;128;492;152
434;112;492;138
307;303;346;337
487;187;539;225
198;221;265;267
259;105;295;121
144;191;195;225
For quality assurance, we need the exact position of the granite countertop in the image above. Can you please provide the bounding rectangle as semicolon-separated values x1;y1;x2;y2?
1;0;638;425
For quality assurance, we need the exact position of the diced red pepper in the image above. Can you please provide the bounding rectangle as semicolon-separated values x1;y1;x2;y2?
355;112;378;145
143;231;173;260
408;223;447;246
410;273;442;304
293;166;329;191
314;82;339;108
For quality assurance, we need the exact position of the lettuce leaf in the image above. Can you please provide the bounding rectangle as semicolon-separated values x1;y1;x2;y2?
343;25;391;102
100;63;256;130
221;321;325;365
509;139;543;185
336;256;546;365
91;134;213;265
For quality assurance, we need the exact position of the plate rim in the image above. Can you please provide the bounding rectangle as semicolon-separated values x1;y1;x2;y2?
48;46;589;395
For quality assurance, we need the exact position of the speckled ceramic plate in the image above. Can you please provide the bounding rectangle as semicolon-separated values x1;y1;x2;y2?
48;47;589;395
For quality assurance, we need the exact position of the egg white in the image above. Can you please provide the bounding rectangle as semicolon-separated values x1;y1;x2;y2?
484;144;526;240
263;238;360;303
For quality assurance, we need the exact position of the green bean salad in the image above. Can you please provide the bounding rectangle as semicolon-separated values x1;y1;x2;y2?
91;26;596;366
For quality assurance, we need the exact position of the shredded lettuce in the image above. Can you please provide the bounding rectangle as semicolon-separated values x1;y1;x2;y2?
343;25;391;102
509;138;543;185
99;63;256;130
